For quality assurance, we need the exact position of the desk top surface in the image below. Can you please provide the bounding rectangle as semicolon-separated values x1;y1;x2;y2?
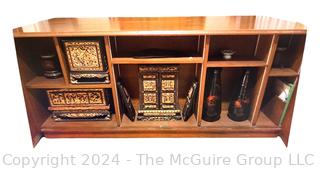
13;16;306;37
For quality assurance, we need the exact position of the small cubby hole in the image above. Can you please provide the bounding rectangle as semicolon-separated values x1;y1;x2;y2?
109;36;204;58
208;35;273;61
260;77;297;126
14;37;59;82
272;34;306;71
201;67;261;124
114;64;200;122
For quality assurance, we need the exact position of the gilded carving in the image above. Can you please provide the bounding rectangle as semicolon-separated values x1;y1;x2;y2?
144;105;157;109
64;41;103;71
47;89;106;106
161;80;175;91
161;93;175;104
52;110;111;121
143;80;157;91
143;75;156;79
143;93;157;104
162;74;175;79
47;89;110;121
138;65;181;121
162;105;174;109
70;73;110;84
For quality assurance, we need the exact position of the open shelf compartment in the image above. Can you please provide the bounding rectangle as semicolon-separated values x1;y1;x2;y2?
200;67;270;127
15;37;65;85
208;35;273;63
109;36;204;63
200;102;278;128
30;87;118;137
260;76;297;127
26;76;112;89
271;34;306;74
115;64;200;127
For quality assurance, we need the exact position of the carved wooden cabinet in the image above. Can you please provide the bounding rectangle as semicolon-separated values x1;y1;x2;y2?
137;65;181;121
13;16;306;147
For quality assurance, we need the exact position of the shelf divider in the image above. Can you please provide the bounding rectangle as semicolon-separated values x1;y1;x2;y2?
196;35;210;126
207;60;266;67
250;35;279;126
53;37;69;84
25;76;112;89
104;36;122;126
111;56;203;64
269;68;299;77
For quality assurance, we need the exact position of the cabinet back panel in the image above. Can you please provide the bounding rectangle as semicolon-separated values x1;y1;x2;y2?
209;35;258;60
14;38;57;77
110;36;204;57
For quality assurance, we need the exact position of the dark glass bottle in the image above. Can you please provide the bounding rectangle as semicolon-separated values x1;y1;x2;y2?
202;69;221;122
228;69;251;121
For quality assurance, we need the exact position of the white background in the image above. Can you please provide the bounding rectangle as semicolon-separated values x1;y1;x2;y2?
0;0;320;169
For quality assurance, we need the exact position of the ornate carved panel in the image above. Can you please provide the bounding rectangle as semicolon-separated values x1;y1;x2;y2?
47;89;111;121
143;80;157;91
143;93;157;104
161;80;175;91
64;41;104;71
138;65;181;121
47;89;106;107
161;93;175;104
62;39;110;84
52;110;111;121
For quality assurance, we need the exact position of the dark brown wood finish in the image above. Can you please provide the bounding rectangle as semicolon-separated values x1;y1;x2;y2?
14;39;52;147
13;16;306;37
250;35;279;125
13;16;306;147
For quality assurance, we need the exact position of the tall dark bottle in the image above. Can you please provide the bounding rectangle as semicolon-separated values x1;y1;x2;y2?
228;69;251;121
202;69;221;122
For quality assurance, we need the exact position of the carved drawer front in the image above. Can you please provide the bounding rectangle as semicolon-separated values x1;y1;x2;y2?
47;89;111;121
47;89;106;107
62;39;110;84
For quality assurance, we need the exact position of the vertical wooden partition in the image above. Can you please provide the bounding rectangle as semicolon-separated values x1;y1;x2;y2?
196;35;210;126
53;37;69;84
104;36;121;126
250;35;279;125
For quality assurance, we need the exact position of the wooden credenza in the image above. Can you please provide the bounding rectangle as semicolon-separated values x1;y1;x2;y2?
13;16;306;147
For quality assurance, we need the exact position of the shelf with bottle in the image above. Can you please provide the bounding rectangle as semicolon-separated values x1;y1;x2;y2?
270;34;306;76
200;102;278;128
200;67;277;128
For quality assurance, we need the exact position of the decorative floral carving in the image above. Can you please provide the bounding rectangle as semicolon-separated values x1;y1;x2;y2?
143;93;157;104
64;41;104;71
47;89;106;106
143;80;157;91
161;93;175;104
161;80;175;91
52;110;111;121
